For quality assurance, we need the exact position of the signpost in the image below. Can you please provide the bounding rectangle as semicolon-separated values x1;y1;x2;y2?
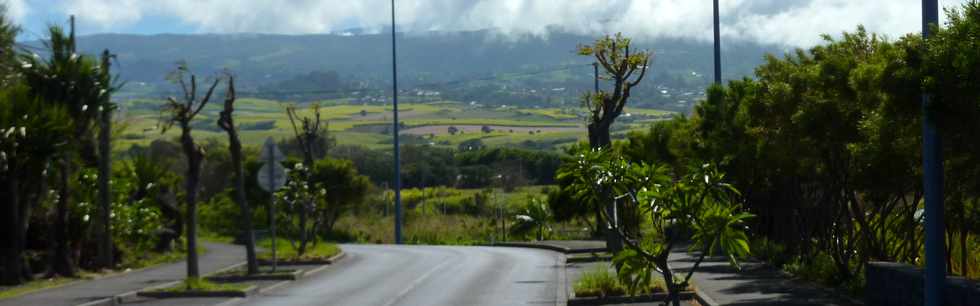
258;137;287;272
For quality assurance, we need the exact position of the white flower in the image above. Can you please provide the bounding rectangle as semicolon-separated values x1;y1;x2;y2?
294;163;303;169
146;183;155;189
110;212;115;218
18;127;24;137
4;127;13;138
99;89;106;96
1;151;6;160
704;175;709;184
98;106;103;112
69;53;78;61
516;215;533;222
31;53;39;59
81;104;89;111
20;62;31;69
82;214;89;222
319;189;326;195
21;114;27;120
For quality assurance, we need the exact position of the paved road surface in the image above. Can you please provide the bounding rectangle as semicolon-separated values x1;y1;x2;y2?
0;242;244;306
241;244;566;306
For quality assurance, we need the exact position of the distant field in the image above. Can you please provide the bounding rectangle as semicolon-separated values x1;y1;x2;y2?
115;98;672;151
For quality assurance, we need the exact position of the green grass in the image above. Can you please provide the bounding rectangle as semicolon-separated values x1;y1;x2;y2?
574;266;627;298
156;277;250;293
0;277;81;299
256;238;341;261
573;266;673;298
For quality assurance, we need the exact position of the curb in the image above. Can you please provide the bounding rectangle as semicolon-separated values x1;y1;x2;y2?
486;242;608;254
694;287;719;306
256;250;346;266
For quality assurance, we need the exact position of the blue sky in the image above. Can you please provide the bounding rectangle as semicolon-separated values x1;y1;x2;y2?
11;0;973;46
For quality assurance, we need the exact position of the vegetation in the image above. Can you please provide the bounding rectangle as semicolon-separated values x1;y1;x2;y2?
157;277;250;293
256;238;340;261
569;3;980;298
573;266;672;298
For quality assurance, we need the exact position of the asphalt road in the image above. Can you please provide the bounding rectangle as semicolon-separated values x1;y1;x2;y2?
240;244;566;306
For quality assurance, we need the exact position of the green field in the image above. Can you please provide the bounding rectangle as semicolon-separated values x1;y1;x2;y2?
116;98;673;151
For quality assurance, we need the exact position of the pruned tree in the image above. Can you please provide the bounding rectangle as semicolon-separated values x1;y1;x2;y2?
578;33;650;149
285;103;324;255
216;74;258;275
161;64;220;278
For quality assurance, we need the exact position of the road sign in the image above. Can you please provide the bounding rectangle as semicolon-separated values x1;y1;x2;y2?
261;137;285;162
257;163;287;192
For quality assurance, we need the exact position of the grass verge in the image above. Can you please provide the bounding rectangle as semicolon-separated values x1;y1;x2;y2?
256;238;341;261
0;277;80;300
154;277;250;293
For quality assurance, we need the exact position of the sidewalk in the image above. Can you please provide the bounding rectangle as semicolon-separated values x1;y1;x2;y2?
668;249;861;306
545;239;860;305
0;242;245;306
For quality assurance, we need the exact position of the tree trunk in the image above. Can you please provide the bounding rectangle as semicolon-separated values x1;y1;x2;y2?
2;175;23;285
181;126;201;278
587;121;612;150
218;77;258;275
97;107;113;269
51;158;76;277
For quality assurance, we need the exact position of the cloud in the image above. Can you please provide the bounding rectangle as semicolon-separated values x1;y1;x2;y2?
4;0;28;23
42;0;973;46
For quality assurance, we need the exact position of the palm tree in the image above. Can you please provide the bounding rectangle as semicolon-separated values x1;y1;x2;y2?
511;197;553;241
19;24;116;277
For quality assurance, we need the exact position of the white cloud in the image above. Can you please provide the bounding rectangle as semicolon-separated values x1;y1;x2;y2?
40;0;974;46
4;0;28;23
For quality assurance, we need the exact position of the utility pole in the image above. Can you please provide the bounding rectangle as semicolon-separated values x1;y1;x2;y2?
391;0;403;245
712;0;721;84
921;1;944;306
592;62;599;93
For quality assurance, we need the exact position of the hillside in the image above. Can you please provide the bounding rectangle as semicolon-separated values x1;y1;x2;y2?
30;30;785;110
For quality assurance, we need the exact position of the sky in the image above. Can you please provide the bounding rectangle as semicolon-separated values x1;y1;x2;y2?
10;0;972;46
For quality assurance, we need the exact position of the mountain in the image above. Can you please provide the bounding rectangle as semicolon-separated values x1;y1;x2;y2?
30;29;786;108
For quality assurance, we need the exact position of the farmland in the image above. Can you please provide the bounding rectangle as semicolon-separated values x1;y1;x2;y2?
116;98;674;151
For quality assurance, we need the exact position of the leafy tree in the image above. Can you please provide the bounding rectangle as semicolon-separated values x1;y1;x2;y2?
511;197;552;241
0;85;71;284
161;64;221;278
277;162;327;256
447;125;459;135
308;158;372;232
578;33;650;148
562;149;751;306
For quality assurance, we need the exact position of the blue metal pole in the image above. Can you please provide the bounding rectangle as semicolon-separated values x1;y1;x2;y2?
391;0;403;245
921;1;943;306
712;0;721;84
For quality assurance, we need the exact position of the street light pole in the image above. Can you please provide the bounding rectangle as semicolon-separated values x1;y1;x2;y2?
712;0;721;84
391;0;403;245
921;1;944;306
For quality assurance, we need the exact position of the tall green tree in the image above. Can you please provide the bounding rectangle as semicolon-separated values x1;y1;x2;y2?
19;22;116;277
0;85;72;285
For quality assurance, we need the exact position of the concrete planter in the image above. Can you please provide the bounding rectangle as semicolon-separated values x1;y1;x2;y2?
136;285;257;298
206;269;303;282
568;291;695;306
257;251;346;266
